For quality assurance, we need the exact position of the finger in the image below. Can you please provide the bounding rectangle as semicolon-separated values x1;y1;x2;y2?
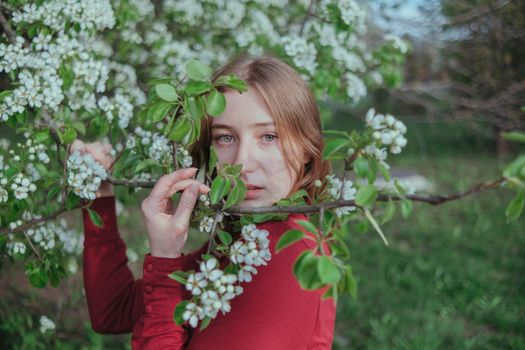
168;179;210;197
172;183;200;227
149;179;210;214
149;168;198;200
70;140;86;154
85;144;113;169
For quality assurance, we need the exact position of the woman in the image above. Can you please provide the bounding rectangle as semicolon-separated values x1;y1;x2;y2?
77;55;335;349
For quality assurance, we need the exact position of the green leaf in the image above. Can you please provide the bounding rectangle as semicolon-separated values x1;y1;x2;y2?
135;159;159;173
66;191;81;209
503;156;525;178
505;189;525;223
184;80;211;95
214;73;247;92
58;127;77;145
294;253;324;290
169;116;191;142
353;157;369;178
206;90;226;116
5;166;18;178
355;185;378;206
363;208;389;246
296;219;317;234
87;208;104;228
293;250;311;277
47;186;62;201
210;176;230;205
185;59;212;81
147;101;172;123
224;179;244;209
381;199;396;224
400;199;413;218
59;66;75;90
35;129;50;143
378;162;391;182
72;122;86;135
317;256;342;284
289;189;309;202
217;229;232;246
26;264;48;288
199;316;211;331
276;229;305;253
185;96;205;120
155;83;178;102
322;138;349;160
342;265;357;299
207;146;218;176
168;271;188;284
329;236;350;259
501;131;525;144
174;300;189;325
321;286;335;301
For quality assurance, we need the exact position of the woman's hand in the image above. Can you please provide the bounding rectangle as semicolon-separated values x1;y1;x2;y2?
70;140;115;198
141;168;210;258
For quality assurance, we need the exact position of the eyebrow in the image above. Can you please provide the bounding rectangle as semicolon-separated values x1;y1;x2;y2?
211;122;276;130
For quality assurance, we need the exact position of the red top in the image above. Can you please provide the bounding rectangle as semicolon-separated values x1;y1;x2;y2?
82;196;336;349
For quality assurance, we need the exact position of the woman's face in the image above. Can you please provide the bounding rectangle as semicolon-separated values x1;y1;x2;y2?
210;88;298;207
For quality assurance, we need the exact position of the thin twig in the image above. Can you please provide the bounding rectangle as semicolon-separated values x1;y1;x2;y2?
0;6;16;44
109;148;124;170
207;210;223;254
1;200;88;235
0;2;15;13
299;0;315;36
318;207;326;255
171;141;179;170
22;230;41;259
339;151;359;201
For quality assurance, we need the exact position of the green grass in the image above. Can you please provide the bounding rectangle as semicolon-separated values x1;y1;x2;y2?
333;154;525;350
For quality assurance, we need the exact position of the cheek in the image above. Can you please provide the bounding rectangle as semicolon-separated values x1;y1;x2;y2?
214;146;235;164
262;150;295;191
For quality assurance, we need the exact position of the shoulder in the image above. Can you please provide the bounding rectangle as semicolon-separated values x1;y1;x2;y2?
257;213;316;266
259;212;316;246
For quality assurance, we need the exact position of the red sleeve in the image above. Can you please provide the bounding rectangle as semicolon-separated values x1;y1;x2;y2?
82;196;144;334
82;196;197;348
131;255;190;349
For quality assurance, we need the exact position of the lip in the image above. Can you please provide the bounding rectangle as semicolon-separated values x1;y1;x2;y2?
245;184;264;200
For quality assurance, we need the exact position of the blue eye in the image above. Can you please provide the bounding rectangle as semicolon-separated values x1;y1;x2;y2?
262;134;278;142
215;134;233;143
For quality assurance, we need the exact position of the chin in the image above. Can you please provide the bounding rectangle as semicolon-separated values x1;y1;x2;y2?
239;198;273;208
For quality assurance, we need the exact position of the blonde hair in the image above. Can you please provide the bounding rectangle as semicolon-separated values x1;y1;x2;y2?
190;54;331;200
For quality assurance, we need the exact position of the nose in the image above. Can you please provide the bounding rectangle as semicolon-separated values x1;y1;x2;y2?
233;137;257;176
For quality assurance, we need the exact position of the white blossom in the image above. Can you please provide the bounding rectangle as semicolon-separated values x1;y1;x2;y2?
281;35;317;76
365;108;407;155
0;187;8;203
39;315;56;334
182;302;204;328
345;72;367;102
67;151;108;200
384;34;409;54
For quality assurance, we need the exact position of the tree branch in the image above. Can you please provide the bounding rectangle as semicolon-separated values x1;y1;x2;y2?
0;177;507;236
0;4;16;44
299;0;315;36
